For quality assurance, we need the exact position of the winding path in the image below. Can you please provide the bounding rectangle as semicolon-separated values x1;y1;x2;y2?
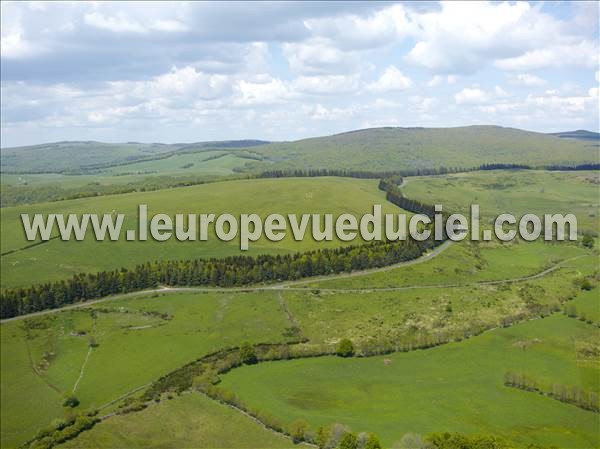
1;243;590;324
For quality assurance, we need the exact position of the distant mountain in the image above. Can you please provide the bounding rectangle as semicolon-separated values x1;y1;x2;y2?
549;130;600;141
0;140;270;174
1;126;598;174
242;125;599;173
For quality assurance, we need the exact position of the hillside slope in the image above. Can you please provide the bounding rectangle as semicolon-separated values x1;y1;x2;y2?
243;125;599;172
2;126;598;175
549;130;600;141
0;140;269;173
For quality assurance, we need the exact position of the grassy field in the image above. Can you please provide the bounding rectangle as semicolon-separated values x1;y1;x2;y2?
219;314;600;448
304;240;587;289
401;170;600;233
283;254;592;344
1;169;598;448
568;289;600;324
0;151;246;188
2;241;594;447
0;177;404;289
0;290;293;448
60;393;297;449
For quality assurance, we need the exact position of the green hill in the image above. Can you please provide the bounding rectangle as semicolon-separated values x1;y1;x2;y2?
549;130;600;141
244;125;599;172
0;140;269;174
2;126;598;176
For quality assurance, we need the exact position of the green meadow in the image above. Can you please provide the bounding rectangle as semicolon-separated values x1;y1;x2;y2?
304;240;587;289
1;236;595;447
569;289;600;324
0;290;294;448
60;393;297;449
1;170;598;448
401;170;600;233
1;177;404;289
219;314;599;448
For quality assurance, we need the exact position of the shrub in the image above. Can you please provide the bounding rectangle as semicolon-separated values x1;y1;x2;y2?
364;433;383;449
239;342;258;365
62;394;79;408
336;339;355;357
338;432;359;449
581;234;595;249
289;419;309;443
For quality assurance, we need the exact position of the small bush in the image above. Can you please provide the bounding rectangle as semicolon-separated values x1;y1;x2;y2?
239;342;258;365
62;395;79;408
581;234;595;249
288;419;309;443
336;339;355;357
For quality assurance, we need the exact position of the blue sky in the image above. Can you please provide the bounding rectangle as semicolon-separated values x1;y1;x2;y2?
1;1;598;147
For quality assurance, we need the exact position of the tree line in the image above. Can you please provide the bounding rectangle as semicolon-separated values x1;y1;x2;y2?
0;238;437;319
259;166;469;179
504;371;599;413
1;170;448;319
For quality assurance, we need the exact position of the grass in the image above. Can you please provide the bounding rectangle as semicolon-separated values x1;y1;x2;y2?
401;170;600;233
0;140;266;174
60;393;297;449
219;314;600;448
569;289;600;323
3;127;596;175
241;126;598;172
284;260;590;344
1;177;403;288
2;247;593;447
0;290;293;448
1;169;599;448
305;240;587;289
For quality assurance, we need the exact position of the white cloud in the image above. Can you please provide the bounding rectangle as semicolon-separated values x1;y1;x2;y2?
446;75;459;85
282;39;360;75
151;19;187;33
84;12;147;33
405;2;543;72
303;4;409;51
495;41;599;71
509;74;546;87
291;75;360;95
427;74;459;87
305;103;357;121
454;87;488;104
404;1;595;74
368;66;412;92
1;31;42;59
494;86;510;97
234;78;292;106
1;1;599;146
427;75;443;87
116;66;232;102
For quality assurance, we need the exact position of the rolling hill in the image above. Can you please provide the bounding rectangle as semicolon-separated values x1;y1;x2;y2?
2;126;598;175
549;130;600;141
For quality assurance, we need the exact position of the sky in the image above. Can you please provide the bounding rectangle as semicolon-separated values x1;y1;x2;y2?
1;1;599;147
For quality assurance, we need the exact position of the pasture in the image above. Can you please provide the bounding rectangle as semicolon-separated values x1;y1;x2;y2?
401;170;600;233
0;290;293;448
60;393;297;449
1;237;595;447
304;240;587;289
1;169;598;448
219;314;600;448
1;177;403;288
